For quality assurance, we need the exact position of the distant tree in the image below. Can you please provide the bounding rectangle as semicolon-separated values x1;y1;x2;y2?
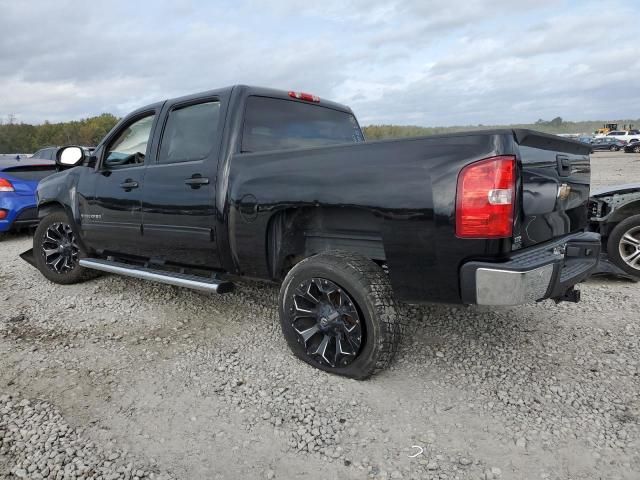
550;117;563;127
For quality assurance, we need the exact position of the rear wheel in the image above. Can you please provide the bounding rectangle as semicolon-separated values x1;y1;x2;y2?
279;252;401;379
634;145;640;153
607;215;640;277
610;145;619;151
33;211;92;284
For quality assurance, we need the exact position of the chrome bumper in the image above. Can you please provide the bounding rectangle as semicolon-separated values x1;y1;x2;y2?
475;264;555;305
460;232;601;305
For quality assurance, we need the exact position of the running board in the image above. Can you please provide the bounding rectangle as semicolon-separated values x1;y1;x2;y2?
79;258;234;294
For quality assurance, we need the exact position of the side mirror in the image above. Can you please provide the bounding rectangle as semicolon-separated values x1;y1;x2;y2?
57;146;85;167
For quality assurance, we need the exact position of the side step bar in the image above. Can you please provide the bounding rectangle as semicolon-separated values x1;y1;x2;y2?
79;258;234;294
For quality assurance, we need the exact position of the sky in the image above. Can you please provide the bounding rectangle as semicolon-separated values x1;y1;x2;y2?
1;0;639;126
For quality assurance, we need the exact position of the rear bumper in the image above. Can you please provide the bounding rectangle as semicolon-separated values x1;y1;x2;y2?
460;232;600;305
0;192;38;232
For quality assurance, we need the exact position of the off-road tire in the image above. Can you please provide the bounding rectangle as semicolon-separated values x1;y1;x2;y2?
279;251;402;379
607;214;640;277
33;210;93;285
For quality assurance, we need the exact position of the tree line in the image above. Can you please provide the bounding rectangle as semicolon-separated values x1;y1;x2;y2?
0;114;119;153
363;117;640;140
2;114;639;153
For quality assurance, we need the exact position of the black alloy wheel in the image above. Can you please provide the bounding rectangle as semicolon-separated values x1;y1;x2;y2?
33;210;94;284
41;222;79;273
289;277;363;368
279;251;401;379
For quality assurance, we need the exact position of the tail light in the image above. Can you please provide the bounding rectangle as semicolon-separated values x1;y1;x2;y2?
456;155;516;239
0;178;14;192
288;91;320;103
0;209;7;219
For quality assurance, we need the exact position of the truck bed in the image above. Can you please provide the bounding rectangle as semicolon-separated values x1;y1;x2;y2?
222;129;592;303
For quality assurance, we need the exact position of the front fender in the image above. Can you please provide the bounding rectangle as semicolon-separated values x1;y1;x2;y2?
36;168;82;223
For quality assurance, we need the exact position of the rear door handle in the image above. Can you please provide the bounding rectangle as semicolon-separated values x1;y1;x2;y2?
119;180;139;190
185;176;209;188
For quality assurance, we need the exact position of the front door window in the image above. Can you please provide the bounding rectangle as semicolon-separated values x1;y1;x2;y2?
104;114;155;168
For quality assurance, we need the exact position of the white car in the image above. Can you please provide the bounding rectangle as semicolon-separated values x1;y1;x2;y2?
600;130;640;142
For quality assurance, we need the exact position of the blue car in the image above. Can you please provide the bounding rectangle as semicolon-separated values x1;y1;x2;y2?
0;154;58;234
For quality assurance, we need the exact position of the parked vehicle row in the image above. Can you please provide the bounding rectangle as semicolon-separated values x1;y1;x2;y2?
573;135;640;153
597;130;640;142
589;137;627;151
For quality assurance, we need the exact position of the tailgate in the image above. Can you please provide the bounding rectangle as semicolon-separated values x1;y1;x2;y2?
513;130;591;249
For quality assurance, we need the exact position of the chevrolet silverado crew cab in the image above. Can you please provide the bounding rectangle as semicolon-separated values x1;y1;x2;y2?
22;85;600;379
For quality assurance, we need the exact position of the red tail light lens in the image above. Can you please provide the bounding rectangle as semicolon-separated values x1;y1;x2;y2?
456;155;516;239
0;178;14;192
288;91;320;103
0;209;7;219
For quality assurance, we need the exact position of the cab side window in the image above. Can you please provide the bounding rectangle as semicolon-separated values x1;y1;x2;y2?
158;101;220;164
104;114;156;168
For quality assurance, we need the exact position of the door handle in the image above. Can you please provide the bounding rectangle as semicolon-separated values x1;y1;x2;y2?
185;176;209;188
119;180;139;190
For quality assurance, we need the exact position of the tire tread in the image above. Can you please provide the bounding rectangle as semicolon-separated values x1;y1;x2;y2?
281;250;402;378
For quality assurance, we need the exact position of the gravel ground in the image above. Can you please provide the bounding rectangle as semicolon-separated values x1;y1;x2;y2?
1;151;639;480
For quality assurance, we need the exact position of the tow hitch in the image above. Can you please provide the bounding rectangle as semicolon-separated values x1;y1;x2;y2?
554;287;581;304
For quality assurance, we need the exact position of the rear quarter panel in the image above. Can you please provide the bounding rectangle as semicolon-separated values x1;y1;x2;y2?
224;132;519;303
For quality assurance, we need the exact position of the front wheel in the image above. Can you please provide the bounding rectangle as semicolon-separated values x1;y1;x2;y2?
279;252;402;379
634;145;640;153
607;215;640;277
33;210;92;284
610;145;619;151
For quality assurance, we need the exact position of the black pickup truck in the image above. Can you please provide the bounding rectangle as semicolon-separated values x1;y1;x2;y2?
23;85;600;378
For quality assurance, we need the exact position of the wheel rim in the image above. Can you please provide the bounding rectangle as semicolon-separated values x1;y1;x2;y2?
41;222;79;273
619;226;640;271
634;146;640;153
289;278;363;368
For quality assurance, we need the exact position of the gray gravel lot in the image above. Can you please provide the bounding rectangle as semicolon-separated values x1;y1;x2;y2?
1;152;639;480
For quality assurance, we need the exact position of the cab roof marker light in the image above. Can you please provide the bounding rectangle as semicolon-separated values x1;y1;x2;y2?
288;91;320;103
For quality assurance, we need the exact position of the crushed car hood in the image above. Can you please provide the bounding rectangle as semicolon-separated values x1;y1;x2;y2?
591;183;640;197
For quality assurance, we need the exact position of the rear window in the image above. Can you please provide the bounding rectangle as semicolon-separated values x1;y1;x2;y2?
3;165;57;181
241;96;364;153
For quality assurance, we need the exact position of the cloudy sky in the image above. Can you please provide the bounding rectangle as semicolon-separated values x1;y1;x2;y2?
1;0;639;126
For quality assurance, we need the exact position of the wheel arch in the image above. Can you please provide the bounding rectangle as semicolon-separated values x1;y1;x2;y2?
604;200;640;239
266;206;386;280
37;201;90;254
37;201;67;219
